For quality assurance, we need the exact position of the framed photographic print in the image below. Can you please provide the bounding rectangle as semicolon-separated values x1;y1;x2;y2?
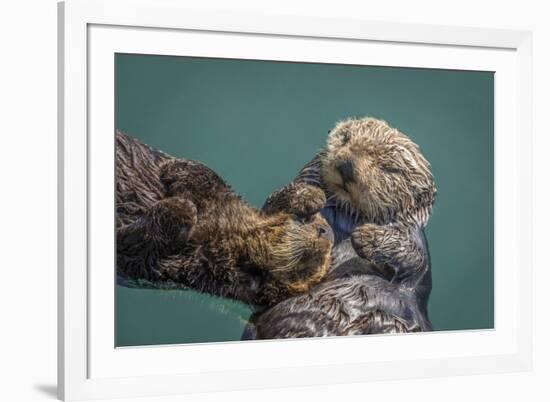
58;0;533;400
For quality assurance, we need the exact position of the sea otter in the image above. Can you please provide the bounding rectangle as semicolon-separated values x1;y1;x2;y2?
247;117;436;338
116;132;334;307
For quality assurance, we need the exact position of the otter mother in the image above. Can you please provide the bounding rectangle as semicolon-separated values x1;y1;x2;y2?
247;117;436;338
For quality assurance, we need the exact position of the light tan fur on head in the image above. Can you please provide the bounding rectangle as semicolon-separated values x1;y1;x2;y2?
263;214;333;295
321;117;436;226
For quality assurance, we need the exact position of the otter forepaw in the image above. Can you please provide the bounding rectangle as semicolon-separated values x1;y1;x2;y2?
264;183;326;218
290;184;326;218
148;197;197;246
351;224;391;263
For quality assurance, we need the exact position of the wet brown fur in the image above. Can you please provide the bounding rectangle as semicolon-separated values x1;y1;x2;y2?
323;117;435;227
326;118;435;282
249;117;437;338
116;132;333;307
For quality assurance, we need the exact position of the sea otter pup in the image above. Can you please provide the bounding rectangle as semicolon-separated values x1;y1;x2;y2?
247;117;436;338
116;132;334;307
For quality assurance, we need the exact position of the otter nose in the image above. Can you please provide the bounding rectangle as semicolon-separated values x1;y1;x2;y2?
336;160;355;184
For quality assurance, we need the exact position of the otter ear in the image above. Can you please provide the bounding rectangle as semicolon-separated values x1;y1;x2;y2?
390;145;416;167
409;186;436;227
402;148;419;168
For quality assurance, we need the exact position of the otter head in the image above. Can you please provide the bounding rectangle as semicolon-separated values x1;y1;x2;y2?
321;117;436;226
262;213;333;300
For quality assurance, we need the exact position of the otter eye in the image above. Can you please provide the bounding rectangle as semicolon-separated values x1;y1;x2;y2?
340;132;351;144
381;164;402;174
297;215;314;224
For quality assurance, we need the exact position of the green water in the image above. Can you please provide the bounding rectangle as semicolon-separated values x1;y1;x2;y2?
116;286;252;346
115;54;494;346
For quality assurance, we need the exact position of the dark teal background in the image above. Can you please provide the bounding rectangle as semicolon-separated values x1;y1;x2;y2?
115;53;494;347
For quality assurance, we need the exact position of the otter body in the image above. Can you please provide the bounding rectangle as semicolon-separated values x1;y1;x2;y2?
253;236;432;338
255;261;430;338
247;118;436;338
116;132;333;307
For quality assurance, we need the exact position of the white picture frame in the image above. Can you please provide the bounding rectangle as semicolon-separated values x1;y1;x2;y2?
58;0;533;400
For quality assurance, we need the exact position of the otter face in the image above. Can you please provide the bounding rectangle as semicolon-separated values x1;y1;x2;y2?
321;117;436;225
268;214;334;293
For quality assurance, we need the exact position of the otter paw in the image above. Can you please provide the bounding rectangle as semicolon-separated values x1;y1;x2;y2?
351;224;388;263
287;183;326;218
148;197;197;245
